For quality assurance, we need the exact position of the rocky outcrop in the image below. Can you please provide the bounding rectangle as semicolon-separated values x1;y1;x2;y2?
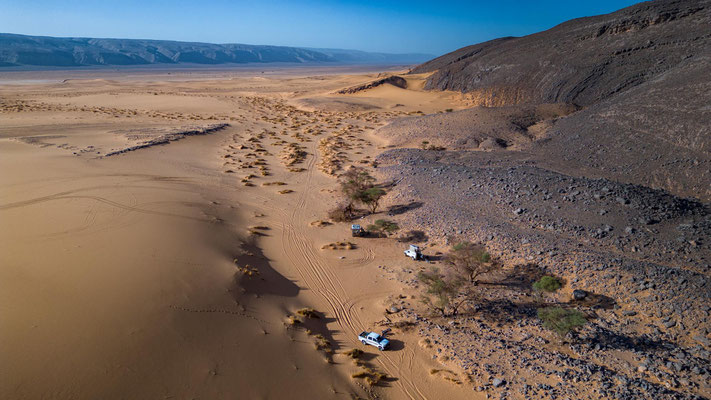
103;124;229;157
336;75;408;94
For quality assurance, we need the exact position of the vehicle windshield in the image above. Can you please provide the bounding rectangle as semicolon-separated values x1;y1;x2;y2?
371;334;382;341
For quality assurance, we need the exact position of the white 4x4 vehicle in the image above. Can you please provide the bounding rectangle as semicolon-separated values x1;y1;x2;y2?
358;331;390;350
404;244;425;260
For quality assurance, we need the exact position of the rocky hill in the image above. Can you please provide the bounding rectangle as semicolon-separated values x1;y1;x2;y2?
370;4;711;397
413;0;710;107
405;0;711;201
0;33;432;67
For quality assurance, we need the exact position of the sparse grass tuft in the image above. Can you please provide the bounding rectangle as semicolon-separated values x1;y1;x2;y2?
343;348;364;359
296;307;320;319
533;275;562;292
286;315;302;325
537;306;586;336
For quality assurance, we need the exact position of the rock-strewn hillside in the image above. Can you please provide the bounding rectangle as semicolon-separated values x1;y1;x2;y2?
404;0;711;201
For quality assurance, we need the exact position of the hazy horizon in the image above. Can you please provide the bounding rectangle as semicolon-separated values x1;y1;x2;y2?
1;0;641;55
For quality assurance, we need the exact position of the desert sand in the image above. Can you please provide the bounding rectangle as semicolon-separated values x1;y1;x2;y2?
0;67;474;399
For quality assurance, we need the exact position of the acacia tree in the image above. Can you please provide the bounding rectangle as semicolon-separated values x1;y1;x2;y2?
338;167;387;214
444;242;495;284
358;187;387;214
417;268;476;316
339;167;374;207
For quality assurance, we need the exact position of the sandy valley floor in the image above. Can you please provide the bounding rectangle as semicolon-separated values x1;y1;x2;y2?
0;66;475;399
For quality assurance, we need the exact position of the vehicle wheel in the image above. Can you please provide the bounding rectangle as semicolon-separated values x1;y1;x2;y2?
378;346;383;351
361;340;367;345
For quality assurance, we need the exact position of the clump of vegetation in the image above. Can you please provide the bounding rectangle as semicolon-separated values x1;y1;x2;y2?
351;367;389;386
280;142;307;166
310;220;332;227
286;315;302;325
533;275;562;292
417;267;466;316
445;108;454;112
417;243;499;316
234;262;259;277
262;181;287;186
248;228;267;236
537;306;587;337
343;348;364;360
366;219;399;236
278;189;294;194
321;241;356;250
296;307;320;319
356;187;387;214
444;242;493;284
327;203;354;222
313;334;333;353
420;140;430;150
338;167;387;214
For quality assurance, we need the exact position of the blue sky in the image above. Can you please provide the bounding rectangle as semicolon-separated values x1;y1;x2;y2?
0;0;642;55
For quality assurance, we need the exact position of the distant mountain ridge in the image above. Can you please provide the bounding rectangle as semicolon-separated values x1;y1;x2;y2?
0;33;432;67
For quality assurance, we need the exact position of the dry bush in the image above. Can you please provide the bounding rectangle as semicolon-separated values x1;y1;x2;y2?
296;308;320;319
327;203;353;222
321;241;356;250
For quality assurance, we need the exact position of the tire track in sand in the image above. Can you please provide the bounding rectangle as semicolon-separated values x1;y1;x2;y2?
278;141;427;400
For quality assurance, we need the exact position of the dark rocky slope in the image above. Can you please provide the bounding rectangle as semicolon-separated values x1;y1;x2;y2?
413;0;710;107
406;0;711;201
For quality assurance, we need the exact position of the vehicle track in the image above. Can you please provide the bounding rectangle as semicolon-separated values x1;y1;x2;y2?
277;141;427;400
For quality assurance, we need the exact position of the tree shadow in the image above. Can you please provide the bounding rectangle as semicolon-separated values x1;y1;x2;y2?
470;298;541;324
581;325;676;353
386;201;423;216
397;230;429;243
483;262;546;292
569;292;617;310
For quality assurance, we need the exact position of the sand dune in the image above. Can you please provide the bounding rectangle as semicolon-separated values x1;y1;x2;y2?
0;67;476;399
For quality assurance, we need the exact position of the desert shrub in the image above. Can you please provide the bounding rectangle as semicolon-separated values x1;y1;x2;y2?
533;276;562;292
420;140;430;150
445;108;453;112
343;348;364;359
327;203;353;222
296;308;320;319
537;307;586;336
